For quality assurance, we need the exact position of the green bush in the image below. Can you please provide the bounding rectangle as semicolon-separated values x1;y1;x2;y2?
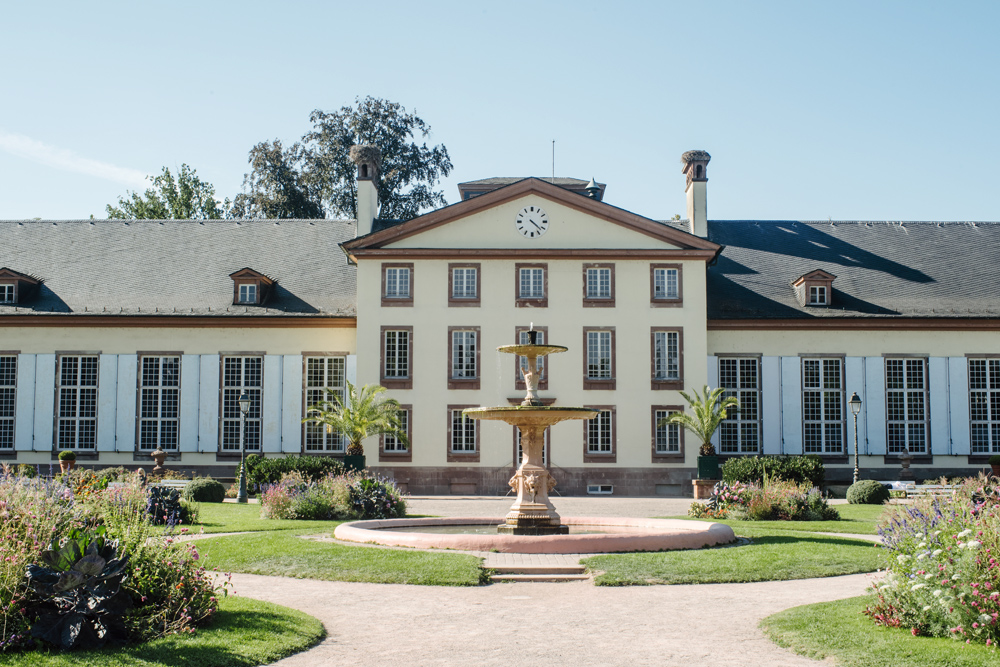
989;454;1000;465
846;479;890;505
146;486;198;526
246;455;346;487
16;463;37;478
182;477;227;503
721;455;825;488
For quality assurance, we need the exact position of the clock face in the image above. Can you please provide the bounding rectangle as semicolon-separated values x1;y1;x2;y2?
515;205;549;239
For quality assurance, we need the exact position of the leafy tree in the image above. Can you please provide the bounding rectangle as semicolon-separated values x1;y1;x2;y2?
302;381;407;457
228;140;324;219
106;164;222;219
660;385;739;456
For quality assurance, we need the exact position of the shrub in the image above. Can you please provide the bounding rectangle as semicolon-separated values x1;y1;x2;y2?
246;455;346;487
989;454;1000;465
57;450;76;462
349;476;407;519
146;486;197;527
722;455;825;488
690;478;839;522
95;466;131;486
183;477;227;503
260;471;406;521
866;475;1000;646
16;464;37;479
847;479;890;505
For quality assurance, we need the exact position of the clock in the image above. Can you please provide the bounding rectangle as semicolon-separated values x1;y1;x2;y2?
515;205;549;239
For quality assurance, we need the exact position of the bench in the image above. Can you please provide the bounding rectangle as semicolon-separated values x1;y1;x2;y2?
903;484;959;498
151;479;192;492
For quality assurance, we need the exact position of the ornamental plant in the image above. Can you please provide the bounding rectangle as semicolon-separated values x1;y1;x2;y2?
57;451;76;462
662;386;738;457
866;475;1000;647
260;470;406;521
689;478;839;521
302;381;407;457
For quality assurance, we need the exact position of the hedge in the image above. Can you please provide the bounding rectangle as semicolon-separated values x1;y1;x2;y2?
244;454;347;487
721;455;825;488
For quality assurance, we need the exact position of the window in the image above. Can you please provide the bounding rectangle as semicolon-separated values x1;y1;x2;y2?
57;355;98;451
652;407;683;459
221;356;262;452
886;358;928;454
304;356;346;453
802;358;844;454
515;263;547;307
382;406;410;455
0;284;13;304
719;357;760;454
447;406;479;461
449;263;480;306
515;326;547;390
970;358;1000;454
138;356;180;451
583;264;614;306
584;407;616;462
381;327;412;389
381;263;413;306
651;328;682;389
809;286;827;305
515;427;548;465
584;328;615;389
650;264;682;306
237;283;257;304
449;328;480;389
0;356;15;450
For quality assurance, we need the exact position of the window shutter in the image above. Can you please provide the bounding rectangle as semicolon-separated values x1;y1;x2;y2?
199;355;220;452
780;357;802;454
33;354;56;451
844;357;867;455
928;357;950;455
261;355;282;453
706;355;720;449
761;356;781;455
98;355;119;452
113;355;136;453
948;357;970;455
14;354;35;451
864;357;886;455
179;355;200;453
281;355;303;453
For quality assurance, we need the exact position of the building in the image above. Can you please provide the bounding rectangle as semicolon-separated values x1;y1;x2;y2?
1;149;998;493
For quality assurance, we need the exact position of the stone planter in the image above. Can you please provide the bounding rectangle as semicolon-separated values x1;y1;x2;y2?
59;460;76;474
697;455;719;480
343;454;366;472
692;478;718;500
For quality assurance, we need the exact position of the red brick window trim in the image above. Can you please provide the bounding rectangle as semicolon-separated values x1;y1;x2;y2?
582;263;615;307
514;325;549;391
583;327;616;390
651;327;684;390
448;263;481;307
380;326;413;389
448;326;481;390
650;263;683;308
515;263;547;308
381;263;414;307
447;405;480;462
380;404;412;462
583;405;616;463
651;405;685;462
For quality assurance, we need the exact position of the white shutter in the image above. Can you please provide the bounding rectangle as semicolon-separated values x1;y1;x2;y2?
33;354;56;452
707;356;720;449
761;356;781;455
199;355;220;452
97;355;119;452
115;355;137;453
780;357;802;454
948;357;970;455
844;357;868;455
346;354;358;386
14;354;35;451
928;357;950;456
864;357;886;455
261;355;282;453
281;355;303;453
179;355;200;453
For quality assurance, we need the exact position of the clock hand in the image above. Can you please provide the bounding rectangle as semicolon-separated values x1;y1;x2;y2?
530;219;542;231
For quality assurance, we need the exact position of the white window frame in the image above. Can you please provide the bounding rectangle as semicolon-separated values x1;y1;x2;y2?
802;358;844;454
586;267;612;299
516;427;548;465
519;267;544;299
452;267;477;299
0;283;14;304
809;285;827;305
586;330;612;380
385;267;411;299
451;330;477;379
587;409;614;454
654;409;681;454
0;355;15;450
138;355;180;451
304;356;346;453
970;358;1000;454
384;330;409;379
885;358;928;454
238;283;257;304
450;409;477;453
384;408;409;453
57;355;99;451
653;331;680;381
653;268;679;300
221;356;262;452
718;357;760;454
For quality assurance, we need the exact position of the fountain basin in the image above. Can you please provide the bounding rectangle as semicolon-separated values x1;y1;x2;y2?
334;517;736;554
496;344;568;356
463;406;597;426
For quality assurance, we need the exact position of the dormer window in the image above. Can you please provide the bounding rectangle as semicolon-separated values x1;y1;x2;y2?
229;268;274;306
792;269;836;308
0;268;40;306
0;284;13;304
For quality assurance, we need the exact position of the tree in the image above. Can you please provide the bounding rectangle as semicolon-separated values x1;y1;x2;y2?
303;96;453;220
661;385;739;456
106;164;223;219
302;381;407;457
228;140;324;219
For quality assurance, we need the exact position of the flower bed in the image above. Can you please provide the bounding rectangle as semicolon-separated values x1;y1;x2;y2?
260;470;406;521
689;479;839;521
866;475;999;647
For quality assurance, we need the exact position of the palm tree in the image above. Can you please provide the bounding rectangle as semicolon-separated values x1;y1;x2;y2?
303;381;408;456
660;385;739;456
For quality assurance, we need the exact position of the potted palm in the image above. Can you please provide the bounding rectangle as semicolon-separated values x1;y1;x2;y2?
661;385;738;498
990;455;1000;478
58;449;77;473
303;381;408;472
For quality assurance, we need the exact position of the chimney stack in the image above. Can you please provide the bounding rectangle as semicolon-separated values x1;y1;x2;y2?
681;150;710;237
350;145;381;237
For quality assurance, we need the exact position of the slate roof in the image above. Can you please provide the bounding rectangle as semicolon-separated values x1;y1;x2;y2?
0;219;357;317
706;220;1000;319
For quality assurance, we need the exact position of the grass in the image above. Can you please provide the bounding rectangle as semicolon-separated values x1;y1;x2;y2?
186;502;343;534
0;596;323;667
668;502;889;535
198;529;487;586
762;596;997;667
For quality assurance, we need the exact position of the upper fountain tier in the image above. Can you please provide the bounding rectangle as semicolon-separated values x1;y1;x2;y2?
496;343;567;357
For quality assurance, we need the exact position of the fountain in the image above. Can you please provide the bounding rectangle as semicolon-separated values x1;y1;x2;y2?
462;326;594;535
333;327;736;554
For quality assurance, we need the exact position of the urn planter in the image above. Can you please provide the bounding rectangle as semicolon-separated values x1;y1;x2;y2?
697;455;719;481
343;454;366;472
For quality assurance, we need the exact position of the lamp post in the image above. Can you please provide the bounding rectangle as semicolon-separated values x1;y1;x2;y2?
849;391;862;484
236;391;251;503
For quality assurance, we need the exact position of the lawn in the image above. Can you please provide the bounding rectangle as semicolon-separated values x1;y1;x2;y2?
763;596;997;667
0;596;323;667
187;501;343;534
667;502;888;535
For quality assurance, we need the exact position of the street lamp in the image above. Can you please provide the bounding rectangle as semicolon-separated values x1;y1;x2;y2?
849;391;863;484
236;391;251;503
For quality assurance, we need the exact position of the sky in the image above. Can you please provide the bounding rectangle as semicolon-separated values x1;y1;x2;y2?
1;1;997;222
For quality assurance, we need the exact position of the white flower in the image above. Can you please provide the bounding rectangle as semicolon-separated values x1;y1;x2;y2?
924;574;935;580
953;573;961;580
958;542;966;549
933;531;941;536
923;605;932;612
980;614;993;623
916;532;924;538
912;583;927;591
917;553;927;560
918;542;927;548
933;590;943;597
933;549;943;557
967;541;981;549
958;529;973;538
897;555;910;563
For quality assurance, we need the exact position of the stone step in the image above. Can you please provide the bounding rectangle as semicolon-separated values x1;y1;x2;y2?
491;565;586;575
489;573;590;583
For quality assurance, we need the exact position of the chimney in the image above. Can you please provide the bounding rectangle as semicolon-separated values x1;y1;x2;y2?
350;145;381;237
681;150;710;237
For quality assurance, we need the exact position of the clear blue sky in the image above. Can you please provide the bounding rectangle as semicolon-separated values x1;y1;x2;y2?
1;0;997;222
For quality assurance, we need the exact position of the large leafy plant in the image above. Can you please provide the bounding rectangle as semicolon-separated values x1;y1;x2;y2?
303;381;407;457
25;527;132;650
662;385;739;457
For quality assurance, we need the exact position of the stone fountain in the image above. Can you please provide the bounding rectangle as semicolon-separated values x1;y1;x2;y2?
463;328;596;535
